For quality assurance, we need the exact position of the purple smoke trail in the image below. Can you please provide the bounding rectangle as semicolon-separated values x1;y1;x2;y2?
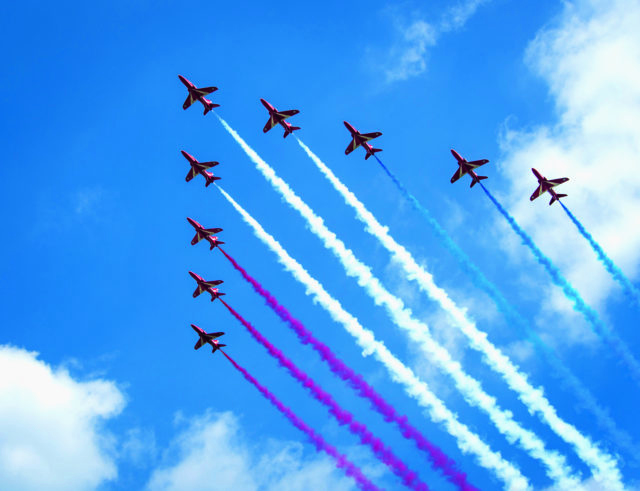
220;350;380;491
219;247;477;491
219;298;429;491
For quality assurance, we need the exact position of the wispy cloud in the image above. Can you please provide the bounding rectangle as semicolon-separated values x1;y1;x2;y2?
146;411;357;491
384;0;491;82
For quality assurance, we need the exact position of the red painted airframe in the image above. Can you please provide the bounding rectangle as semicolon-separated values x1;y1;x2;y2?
343;121;382;160
450;149;489;188
191;324;226;353
260;99;300;138
187;217;224;250
530;168;569;205
189;271;226;302
178;75;220;115
181;150;221;187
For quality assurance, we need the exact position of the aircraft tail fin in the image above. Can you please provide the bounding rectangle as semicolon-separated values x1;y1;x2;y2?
470;175;488;188
205;176;222;187
549;193;568;205
283;126;301;138
365;148;382;160
210;241;225;250
203;102;221;115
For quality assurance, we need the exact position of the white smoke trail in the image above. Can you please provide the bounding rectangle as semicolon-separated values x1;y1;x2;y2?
295;138;623;490
217;186;530;491
214;115;579;489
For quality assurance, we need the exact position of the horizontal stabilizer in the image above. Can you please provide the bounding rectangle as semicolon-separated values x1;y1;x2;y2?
470;175;488;188
364;148;382;160
549;193;567;205
283;126;301;138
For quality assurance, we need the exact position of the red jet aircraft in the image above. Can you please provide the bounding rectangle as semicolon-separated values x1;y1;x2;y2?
530;168;569;205
450;149;489;188
189;271;226;302
182;150;221;187
178;75;220;115
343;121;382;160
191;324;226;353
260;99;300;138
187;217;224;250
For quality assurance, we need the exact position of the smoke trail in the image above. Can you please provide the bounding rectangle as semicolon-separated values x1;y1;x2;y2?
216;186;530;491
220;350;381;491
218;247;477;491
294;139;622;488
559;201;640;306
219;299;429;490
369;153;639;465
480;182;640;389
215;115;576;489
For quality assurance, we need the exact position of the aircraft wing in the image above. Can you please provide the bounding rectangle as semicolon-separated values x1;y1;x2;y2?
193;285;204;297
277;109;299;119
205;280;223;287
530;184;544;201
191;232;203;245
467;159;489;168
195;162;220;172
345;138;359;155
183;94;196;110
450;167;466;183
548;177;569;186
186;167;198;182
361;132;382;141
263;117;278;133
195;86;217;97
205;227;222;234
197;161;219;170
194;338;206;350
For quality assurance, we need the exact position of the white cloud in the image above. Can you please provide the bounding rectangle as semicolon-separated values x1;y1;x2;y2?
146;411;358;491
385;19;437;83
495;0;640;340
384;0;491;82
0;345;125;491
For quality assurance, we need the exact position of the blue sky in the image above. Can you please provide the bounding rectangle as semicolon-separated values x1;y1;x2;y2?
1;0;639;489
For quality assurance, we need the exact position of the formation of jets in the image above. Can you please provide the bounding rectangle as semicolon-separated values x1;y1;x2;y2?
179;74;572;357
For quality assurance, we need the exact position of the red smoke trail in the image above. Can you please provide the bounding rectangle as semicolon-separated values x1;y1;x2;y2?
219;247;476;491
219;298;429;491
220;350;380;491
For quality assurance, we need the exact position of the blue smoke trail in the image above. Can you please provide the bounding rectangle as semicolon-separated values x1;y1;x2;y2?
479;182;640;386
559;201;640;307
373;155;640;461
